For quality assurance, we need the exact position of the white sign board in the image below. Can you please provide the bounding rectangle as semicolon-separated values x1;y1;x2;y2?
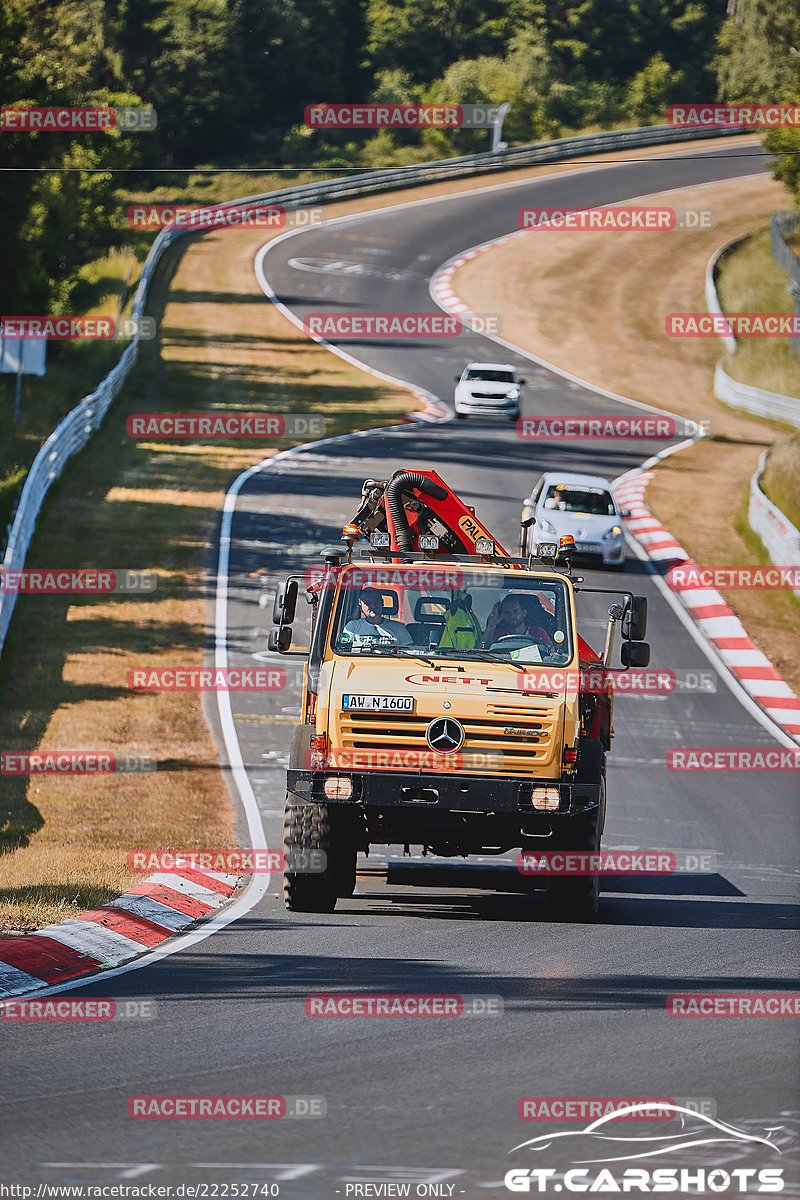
0;336;47;375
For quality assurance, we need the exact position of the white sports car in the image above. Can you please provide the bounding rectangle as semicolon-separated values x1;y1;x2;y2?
521;471;630;569
454;362;525;420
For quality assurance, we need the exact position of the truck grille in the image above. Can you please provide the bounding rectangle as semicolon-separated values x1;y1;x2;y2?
337;705;558;776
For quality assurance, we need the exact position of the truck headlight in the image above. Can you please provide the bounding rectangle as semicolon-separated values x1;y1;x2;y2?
324;776;352;800
539;518;556;535
602;525;622;541
531;787;560;811
507;387;521;400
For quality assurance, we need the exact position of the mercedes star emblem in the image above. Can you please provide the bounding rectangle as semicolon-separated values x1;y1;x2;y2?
426;717;465;753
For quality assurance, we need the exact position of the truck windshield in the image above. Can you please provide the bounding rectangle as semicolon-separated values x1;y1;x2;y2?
330;568;572;665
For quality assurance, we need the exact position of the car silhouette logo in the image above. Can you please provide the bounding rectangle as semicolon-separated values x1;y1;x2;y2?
508;1102;783;1164
426;717;464;753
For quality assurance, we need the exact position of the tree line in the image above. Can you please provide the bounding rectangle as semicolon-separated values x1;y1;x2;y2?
0;0;797;315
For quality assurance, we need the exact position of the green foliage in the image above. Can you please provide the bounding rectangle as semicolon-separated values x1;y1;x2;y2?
713;0;800;210
2;0;741;314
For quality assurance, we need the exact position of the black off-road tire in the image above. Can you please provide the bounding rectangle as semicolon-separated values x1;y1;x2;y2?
544;803;602;923
334;849;357;898
283;798;338;913
545;738;606;922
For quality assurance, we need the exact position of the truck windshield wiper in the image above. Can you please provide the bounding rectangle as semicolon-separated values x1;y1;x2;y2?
354;645;439;667
429;649;522;666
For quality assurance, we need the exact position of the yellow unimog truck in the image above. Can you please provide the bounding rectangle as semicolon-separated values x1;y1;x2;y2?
268;469;650;921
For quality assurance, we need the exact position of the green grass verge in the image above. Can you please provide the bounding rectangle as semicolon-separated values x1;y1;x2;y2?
716;228;800;400
759;433;800;529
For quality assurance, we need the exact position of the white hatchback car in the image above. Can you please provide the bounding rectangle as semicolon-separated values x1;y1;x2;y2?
521;471;630;569
454;362;525;420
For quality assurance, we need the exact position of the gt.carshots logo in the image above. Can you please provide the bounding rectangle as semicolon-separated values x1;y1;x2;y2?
505;1104;785;1192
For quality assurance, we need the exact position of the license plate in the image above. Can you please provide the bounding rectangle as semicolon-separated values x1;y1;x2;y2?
575;543;595;553
342;694;414;712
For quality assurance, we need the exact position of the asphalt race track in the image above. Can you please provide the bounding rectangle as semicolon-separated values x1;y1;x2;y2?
2;144;798;1195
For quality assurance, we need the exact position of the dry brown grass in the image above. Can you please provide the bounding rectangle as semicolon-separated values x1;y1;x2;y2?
0;223;413;934
453;169;800;695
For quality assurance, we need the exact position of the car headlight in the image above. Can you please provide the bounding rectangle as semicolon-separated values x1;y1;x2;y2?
507;388;521;400
539;517;556;535
602;525;623;541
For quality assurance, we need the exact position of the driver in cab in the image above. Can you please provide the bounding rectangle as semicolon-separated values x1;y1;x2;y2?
482;593;555;649
342;587;413;647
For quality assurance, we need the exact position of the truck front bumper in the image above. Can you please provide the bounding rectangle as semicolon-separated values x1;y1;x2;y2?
287;768;599;817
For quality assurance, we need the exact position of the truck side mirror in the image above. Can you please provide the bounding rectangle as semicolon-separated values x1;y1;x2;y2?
622;595;647;640
272;578;299;626
268;627;293;652
621;641;650;667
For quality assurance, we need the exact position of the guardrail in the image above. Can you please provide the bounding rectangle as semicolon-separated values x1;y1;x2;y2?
749;450;800;600
0;121;749;657
706;237;800;429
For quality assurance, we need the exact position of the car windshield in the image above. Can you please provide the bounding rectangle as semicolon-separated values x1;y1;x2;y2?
465;369;516;383
330;568;572;666
543;485;616;516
